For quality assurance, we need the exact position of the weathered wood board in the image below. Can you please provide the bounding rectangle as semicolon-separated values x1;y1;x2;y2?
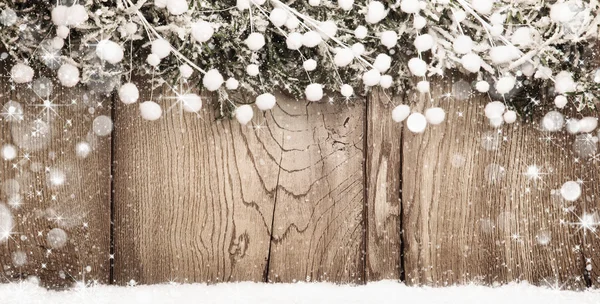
402;76;594;289
1;68;598;289
265;95;365;283
0;68;111;288
365;89;402;281
112;84;280;284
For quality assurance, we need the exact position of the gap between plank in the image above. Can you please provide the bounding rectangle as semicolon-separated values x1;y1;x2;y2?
362;96;369;284
398;90;406;282
263;114;284;283
109;93;116;285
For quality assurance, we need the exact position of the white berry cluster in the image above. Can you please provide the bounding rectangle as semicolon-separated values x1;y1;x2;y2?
1;0;599;128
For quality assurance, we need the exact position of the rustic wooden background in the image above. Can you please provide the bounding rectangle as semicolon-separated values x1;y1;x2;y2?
0;71;599;290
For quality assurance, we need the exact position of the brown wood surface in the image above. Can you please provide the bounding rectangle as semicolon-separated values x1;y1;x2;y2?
0;67;111;288
1;68;598;289
402;76;593;289
365;89;402;281
265;95;365;283
112;83;280;284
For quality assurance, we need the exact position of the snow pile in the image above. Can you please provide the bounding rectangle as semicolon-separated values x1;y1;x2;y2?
1;281;600;304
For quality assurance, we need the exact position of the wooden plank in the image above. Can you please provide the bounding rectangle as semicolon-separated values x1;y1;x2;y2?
576;112;600;288
0;66;111;288
112;83;280;284
402;75;588;289
365;89;402;280
266;96;365;283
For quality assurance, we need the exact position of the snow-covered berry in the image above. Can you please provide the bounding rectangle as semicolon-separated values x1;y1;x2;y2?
305;83;324;101
191;21;214;43
139;101;162;121
245;33;265;51
119;83;139;105
407;112;428;133
392;105;410;122
235;105;254;125
57;64;79;87
373;54;392;73
425;107;446;125
408;58;427;77
96;40;124;64
362;69;381;86
226;78;239;90
10;63;34;84
151;39;171;59
256;93;277;111
202;69;224;91
380;31;398;48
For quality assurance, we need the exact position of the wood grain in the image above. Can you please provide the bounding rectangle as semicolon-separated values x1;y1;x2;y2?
112;83;280;284
0;66;111;288
402;76;589;289
265;95;365;283
365;89;402;281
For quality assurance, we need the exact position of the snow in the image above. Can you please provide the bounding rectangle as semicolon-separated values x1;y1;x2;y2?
4;280;598;304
